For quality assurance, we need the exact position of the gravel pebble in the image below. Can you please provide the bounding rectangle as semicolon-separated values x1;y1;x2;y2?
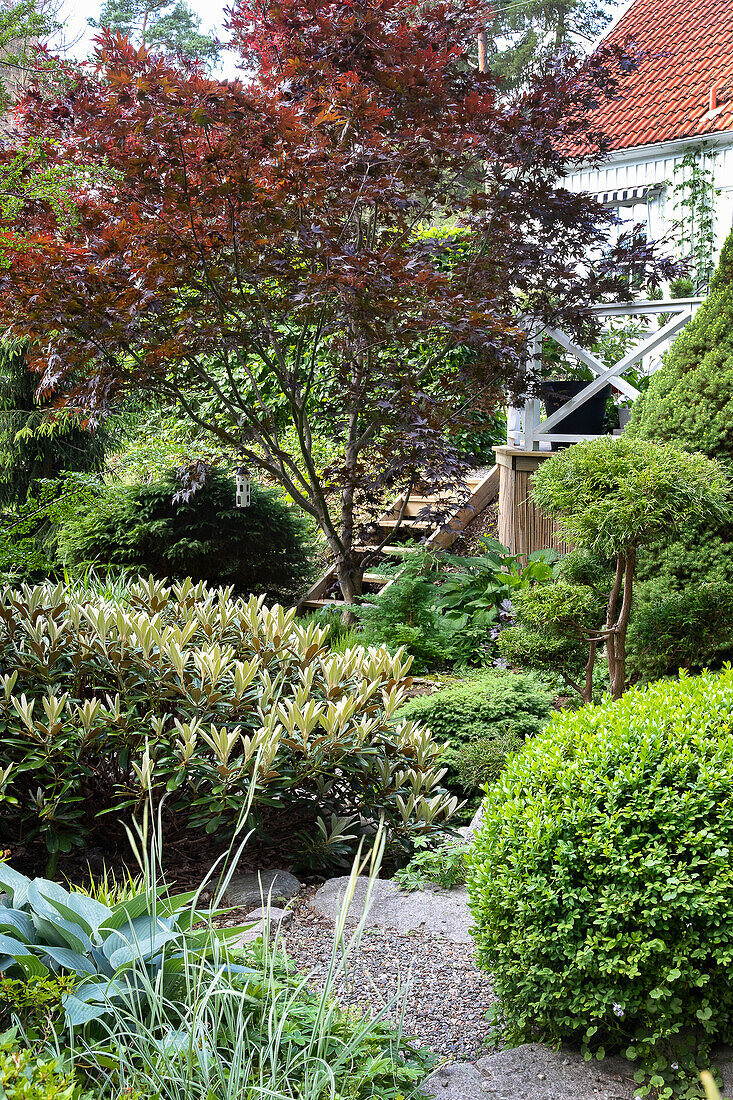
279;888;496;1060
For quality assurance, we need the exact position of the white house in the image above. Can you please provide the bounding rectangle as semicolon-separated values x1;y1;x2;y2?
564;0;733;283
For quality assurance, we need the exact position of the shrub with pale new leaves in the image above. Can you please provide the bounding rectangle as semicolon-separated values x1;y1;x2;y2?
0;577;458;871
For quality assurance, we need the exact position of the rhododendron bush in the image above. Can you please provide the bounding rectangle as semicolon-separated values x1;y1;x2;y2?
0;577;458;872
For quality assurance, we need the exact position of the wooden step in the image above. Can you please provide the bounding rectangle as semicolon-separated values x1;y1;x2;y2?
354;544;413;557
301;598;343;609
377;519;431;530
362;573;389;583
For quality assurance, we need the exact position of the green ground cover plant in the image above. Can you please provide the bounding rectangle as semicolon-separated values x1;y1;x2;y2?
468;669;733;1098
354;542;558;672
0;1029;93;1100
397;670;553;798
0;576;458;873
393;837;468;891
58;467;316;603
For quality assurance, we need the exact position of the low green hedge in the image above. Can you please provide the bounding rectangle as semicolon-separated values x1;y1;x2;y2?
398;670;553;792
468;670;733;1095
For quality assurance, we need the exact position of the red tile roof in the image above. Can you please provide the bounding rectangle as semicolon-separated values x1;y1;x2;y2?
587;0;733;151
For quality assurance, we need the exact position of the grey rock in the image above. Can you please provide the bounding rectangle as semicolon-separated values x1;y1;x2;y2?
231;907;293;947
475;1043;635;1100
461;803;486;844
422;1062;489;1100
224;869;301;910
711;1047;733;1098
312;876;472;943
245;905;293;927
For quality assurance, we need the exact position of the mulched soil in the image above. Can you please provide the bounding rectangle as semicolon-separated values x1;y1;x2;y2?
276;887;497;1061
450;500;500;556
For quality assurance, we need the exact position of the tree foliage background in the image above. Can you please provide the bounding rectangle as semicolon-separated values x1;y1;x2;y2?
0;0;675;601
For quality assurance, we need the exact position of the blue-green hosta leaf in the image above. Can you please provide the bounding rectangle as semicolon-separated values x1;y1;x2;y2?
63;978;132;1026
0;909;34;943
31;914;90;954
42;892;111;936
107;929;179;971
89;946;114;978
27;877;73;917
9;953;50;979
102;888;167;932
0;864;30;908
41;945;98;978
63;996;110;1027
0;931;33;956
102;913;177;960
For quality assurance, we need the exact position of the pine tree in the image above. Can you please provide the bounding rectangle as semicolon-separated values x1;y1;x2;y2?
485;0;615;89
89;0;220;67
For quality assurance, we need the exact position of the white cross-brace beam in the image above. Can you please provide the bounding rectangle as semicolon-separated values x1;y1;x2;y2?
536;308;692;437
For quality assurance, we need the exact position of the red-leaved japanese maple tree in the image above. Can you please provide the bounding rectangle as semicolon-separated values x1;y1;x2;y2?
0;1;675;602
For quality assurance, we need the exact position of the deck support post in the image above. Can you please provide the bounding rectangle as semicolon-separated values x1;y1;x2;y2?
494;446;573;559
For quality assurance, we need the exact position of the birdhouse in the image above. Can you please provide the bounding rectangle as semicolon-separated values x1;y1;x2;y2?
235;468;251;508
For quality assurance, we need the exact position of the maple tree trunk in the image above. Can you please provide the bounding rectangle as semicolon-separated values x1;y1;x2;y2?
477;30;489;73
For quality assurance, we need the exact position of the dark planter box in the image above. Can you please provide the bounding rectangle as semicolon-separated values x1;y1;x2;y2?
539;380;611;449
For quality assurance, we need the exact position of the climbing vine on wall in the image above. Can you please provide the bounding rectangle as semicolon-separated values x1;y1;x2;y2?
672;149;719;292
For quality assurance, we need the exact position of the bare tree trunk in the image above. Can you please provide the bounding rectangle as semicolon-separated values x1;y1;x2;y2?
336;555;363;624
610;547;636;699
477;30;489;73
605;557;624;698
583;639;597;705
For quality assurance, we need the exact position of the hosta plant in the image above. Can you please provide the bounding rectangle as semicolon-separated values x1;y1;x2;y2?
0;862;252;1030
0;577;459;870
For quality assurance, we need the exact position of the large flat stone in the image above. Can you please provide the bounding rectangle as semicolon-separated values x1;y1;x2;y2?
224;869;301;910
422;1062;489;1100
312;876;472;942
475;1043;635;1100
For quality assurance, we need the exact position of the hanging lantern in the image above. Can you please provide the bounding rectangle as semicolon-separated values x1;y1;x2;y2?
235;467;251;508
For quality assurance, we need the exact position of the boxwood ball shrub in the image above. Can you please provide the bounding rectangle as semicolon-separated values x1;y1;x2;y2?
468;670;733;1095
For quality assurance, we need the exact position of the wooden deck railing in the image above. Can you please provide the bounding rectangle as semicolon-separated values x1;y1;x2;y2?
508;297;704;451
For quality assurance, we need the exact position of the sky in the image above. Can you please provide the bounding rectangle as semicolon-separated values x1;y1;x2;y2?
57;0;240;77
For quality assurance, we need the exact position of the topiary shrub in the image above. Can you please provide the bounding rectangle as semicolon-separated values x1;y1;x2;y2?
468;670;733;1095
58;466;316;602
398;671;553;795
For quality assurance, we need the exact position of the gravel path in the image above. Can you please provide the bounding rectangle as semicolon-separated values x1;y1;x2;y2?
279;889;496;1060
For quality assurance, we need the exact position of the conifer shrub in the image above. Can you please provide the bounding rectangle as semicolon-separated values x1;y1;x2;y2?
627;229;733;679
468;670;733;1095
58;467;316;602
630;229;733;462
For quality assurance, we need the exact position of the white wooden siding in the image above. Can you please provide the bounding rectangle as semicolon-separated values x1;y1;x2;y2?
565;136;733;260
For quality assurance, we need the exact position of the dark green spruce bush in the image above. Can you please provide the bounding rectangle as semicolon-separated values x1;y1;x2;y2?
398;670;553;793
58;466;316;601
468;669;733;1097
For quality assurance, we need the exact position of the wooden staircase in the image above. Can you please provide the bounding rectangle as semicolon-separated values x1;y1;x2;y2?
299;466;499;612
